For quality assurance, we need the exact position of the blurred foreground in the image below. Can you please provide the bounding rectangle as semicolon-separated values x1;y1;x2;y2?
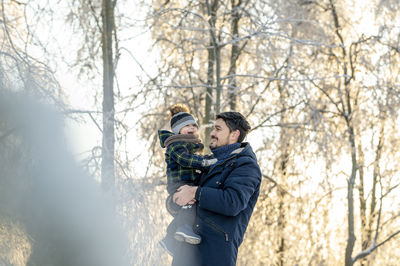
0;92;130;266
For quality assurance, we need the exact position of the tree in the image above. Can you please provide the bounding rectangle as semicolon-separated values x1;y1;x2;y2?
0;0;63;104
65;0;119;192
101;0;116;192
1;2;129;265
290;0;400;264
234;0;400;264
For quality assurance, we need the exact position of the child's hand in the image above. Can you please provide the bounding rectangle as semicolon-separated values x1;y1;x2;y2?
202;158;217;167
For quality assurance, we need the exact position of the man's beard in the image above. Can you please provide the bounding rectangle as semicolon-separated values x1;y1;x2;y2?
209;137;218;149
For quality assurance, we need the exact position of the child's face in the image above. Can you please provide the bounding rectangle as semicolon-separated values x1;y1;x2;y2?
179;124;198;135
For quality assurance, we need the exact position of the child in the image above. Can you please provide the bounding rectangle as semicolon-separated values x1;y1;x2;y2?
158;104;216;255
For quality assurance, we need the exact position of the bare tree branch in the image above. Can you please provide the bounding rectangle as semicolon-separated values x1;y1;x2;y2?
65;109;103;133
352;230;400;263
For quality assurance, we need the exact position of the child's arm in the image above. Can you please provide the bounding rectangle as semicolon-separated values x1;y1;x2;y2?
167;143;212;169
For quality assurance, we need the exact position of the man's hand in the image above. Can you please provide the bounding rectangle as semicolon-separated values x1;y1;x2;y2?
173;185;198;206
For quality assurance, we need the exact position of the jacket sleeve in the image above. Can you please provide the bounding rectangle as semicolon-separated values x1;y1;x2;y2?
167;143;205;169
195;158;261;216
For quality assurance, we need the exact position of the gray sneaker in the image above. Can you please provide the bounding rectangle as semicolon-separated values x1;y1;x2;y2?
174;224;201;245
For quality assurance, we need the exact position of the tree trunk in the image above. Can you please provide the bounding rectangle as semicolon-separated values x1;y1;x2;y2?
206;0;221;114
326;1;357;264
357;142;368;266
101;0;115;192
275;52;291;264
345;121;357;266
361;122;384;265
203;1;218;150
228;0;241;110
204;39;214;150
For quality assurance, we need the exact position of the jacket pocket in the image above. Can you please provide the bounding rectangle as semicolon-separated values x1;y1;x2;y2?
203;217;229;242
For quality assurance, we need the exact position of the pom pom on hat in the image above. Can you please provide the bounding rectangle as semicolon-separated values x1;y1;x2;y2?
169;104;198;134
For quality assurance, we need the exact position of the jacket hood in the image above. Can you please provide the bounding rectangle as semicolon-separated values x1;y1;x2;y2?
231;142;256;161
158;130;174;148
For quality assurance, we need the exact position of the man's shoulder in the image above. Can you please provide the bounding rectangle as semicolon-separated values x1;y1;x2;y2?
233;143;256;158
232;143;260;167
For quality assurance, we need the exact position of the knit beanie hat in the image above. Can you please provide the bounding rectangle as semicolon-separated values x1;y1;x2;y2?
170;112;198;134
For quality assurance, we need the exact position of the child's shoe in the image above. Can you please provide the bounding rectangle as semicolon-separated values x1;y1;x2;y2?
174;224;201;245
159;235;175;256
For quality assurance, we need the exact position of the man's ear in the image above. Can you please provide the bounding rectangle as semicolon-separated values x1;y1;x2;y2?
230;130;240;142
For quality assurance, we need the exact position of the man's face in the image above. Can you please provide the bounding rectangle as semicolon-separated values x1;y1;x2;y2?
179;124;198;135
209;118;239;149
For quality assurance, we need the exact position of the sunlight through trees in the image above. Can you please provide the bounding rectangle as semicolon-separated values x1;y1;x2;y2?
1;0;400;265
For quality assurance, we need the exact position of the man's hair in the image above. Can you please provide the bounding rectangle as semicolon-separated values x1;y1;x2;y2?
216;112;251;143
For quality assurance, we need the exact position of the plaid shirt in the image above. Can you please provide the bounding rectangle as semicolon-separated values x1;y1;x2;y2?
158;130;205;188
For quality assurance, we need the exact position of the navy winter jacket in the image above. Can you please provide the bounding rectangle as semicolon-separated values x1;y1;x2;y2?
172;142;261;266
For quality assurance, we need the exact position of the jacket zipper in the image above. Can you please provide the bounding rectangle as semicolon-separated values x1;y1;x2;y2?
203;218;229;242
202;155;237;185
208;154;236;173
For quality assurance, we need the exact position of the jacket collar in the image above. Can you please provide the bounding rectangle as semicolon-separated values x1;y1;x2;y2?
211;142;242;161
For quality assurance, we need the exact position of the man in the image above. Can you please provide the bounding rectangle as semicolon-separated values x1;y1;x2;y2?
172;112;262;266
